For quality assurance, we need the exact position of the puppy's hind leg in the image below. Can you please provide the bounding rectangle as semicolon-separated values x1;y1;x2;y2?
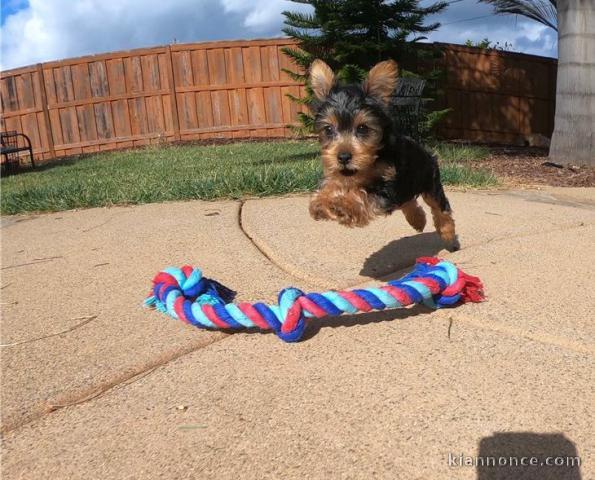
422;187;460;251
401;199;426;232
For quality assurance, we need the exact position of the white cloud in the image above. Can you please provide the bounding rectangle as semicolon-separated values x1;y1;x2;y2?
221;0;303;31
0;0;556;71
425;17;557;57
0;0;302;70
429;20;557;57
421;0;557;57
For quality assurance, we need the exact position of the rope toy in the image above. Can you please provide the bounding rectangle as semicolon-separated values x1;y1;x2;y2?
145;257;484;343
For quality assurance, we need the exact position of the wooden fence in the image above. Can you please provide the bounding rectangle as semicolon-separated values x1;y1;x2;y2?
0;39;557;161
0;39;306;161
436;43;557;144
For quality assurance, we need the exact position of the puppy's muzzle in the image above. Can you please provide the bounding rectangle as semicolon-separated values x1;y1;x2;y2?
337;152;352;166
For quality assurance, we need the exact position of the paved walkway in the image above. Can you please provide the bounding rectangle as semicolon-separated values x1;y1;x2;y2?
2;188;594;479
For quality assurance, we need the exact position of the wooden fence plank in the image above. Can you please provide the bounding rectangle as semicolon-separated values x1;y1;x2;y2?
46;92;64;147
2;76;19;111
228;88;248;126
15;72;36;109
281;85;299;124
195;91;214;129
107;57;133;138
125;56;144;93
264;87;283;124
266;46;280;82
71;63;96;142
71;63;92;99
246;87;266;125
94;103;114;139
277;45;295;82
191;49;210;85
207;49;227;85
165;46;181;140
141;54;161;91
76;104;98;142
111;99;132;137
54;65;75;102
174;51;194;86
89;61;113;140
128;96;148;135
89;61;109;97
225;47;245;84
145;95;165;134
106;58;127;95
58;107;80;145
157;54;169;90
20;112;41;148
260;46;272;82
3;116;21;137
242;47;262;83
210;90;230;126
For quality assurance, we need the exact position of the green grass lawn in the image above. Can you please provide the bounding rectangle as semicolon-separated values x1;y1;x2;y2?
0;140;496;215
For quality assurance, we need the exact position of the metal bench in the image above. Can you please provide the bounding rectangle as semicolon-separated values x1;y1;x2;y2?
389;77;427;140
1;131;35;171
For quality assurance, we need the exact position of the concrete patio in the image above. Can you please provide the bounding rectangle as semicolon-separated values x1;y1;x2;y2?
1;187;594;479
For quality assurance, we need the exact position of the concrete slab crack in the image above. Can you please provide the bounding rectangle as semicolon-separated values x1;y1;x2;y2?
81;211;124;233
2;255;64;271
1;333;229;435
238;200;335;289
0;315;98;348
447;312;595;357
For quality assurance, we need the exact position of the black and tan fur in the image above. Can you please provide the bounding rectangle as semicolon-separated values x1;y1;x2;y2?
308;59;459;250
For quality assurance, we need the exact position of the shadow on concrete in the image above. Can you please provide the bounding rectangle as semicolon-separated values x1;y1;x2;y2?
360;232;445;280
300;304;429;341
225;304;430;342
476;432;582;480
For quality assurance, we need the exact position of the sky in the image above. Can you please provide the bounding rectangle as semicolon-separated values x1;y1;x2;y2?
0;0;558;71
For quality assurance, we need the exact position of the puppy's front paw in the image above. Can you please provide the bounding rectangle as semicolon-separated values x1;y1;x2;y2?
328;193;371;228
309;196;333;221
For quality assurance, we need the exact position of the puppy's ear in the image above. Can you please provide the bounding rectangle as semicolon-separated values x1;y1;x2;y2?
310;60;335;101
363;60;399;102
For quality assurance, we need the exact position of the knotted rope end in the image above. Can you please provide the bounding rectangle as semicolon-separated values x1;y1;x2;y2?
458;272;485;303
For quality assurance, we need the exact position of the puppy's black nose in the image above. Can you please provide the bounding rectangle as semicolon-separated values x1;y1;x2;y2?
337;152;352;165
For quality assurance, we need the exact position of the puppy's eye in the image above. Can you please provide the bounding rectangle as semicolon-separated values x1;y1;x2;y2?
356;124;369;135
323;125;334;136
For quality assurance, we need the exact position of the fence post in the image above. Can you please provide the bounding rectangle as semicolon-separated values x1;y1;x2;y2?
36;63;55;159
165;45;181;141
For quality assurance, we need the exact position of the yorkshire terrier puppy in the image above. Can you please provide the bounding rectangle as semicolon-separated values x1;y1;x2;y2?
308;59;459;251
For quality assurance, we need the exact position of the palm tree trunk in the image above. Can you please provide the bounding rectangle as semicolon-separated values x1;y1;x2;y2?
549;0;595;166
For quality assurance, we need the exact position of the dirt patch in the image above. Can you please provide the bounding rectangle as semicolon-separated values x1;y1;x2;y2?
475;146;595;187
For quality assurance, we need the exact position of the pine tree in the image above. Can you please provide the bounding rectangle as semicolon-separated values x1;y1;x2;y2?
282;0;449;135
